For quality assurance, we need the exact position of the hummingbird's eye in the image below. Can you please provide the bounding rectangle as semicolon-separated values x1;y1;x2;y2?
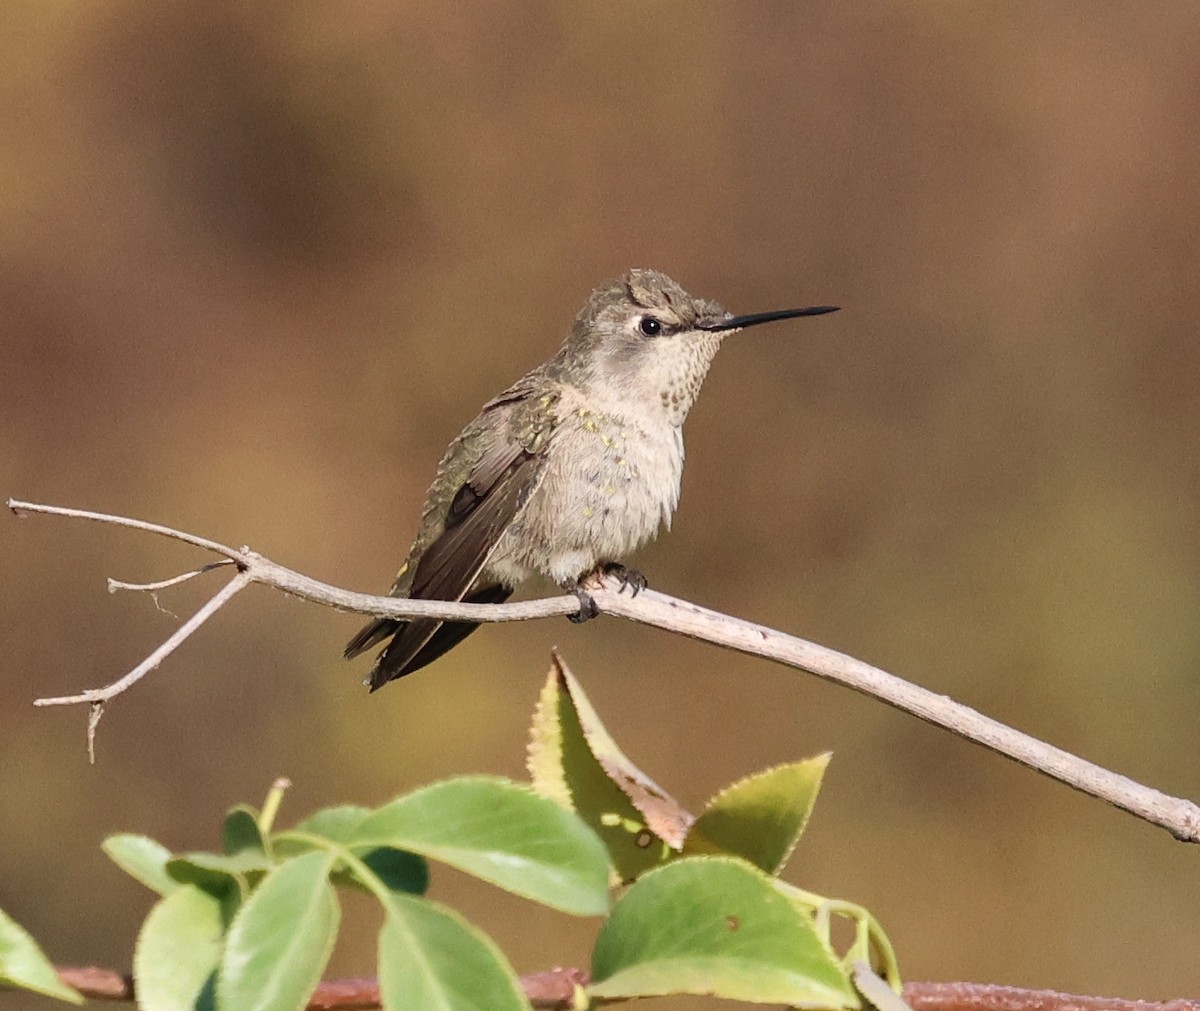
638;316;663;337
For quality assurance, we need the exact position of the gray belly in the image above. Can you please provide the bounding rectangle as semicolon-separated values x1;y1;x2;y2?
487;412;683;586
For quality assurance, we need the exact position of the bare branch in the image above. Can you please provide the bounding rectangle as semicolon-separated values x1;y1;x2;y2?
51;965;589;1008
905;982;1200;1011
34;573;252;710
107;560;234;594
593;588;1200;842
48;966;1200;1011
9;499;244;559
9;498;577;622
10;497;1200;843
35;571;253;762
87;704;101;765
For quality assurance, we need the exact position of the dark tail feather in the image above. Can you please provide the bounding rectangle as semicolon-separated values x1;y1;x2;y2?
349;584;513;692
344;617;399;660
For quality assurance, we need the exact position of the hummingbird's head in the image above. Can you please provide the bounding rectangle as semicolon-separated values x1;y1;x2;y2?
556;268;837;425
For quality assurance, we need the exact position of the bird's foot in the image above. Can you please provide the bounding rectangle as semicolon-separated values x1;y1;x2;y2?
599;562;648;597
565;581;600;624
564;564;648;623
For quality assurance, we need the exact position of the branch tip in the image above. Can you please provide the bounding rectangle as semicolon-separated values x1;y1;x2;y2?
107;561;235;595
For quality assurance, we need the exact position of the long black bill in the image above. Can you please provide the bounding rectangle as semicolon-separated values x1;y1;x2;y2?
698;305;840;332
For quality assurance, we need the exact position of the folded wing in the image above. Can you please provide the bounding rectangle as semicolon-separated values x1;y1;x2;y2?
346;432;545;690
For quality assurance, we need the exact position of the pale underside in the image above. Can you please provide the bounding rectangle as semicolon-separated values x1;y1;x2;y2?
485;383;684;588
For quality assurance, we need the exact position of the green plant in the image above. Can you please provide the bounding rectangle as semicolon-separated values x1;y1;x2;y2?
1;654;897;1009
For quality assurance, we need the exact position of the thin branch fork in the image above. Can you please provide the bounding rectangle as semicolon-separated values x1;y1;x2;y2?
9;497;1200;843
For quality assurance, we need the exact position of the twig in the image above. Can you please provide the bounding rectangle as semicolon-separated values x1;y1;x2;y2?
904;983;1200;1011
35;575;252;711
107;562;235;621
8;500;244;558
10;499;576;622
46;966;1200;1011
9;497;1200;843
50;965;588;1008
107;560;234;594
36;572;252;763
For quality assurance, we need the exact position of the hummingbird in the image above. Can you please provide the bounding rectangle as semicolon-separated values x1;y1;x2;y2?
345;269;838;690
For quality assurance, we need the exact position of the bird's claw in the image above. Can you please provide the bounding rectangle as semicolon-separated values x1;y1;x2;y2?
601;562;648;597
567;584;600;623
565;563;647;623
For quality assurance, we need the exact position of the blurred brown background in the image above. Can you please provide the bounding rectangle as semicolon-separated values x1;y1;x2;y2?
3;2;1200;1007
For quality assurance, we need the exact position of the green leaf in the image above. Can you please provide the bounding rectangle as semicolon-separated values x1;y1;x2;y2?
133;885;225;1011
292;805;371;843
0;905;83;1003
590;856;857;1008
349;848;429;896
686;754;831;874
217;851;339;1011
166;850;268;899
378;893;530;1011
103;834;179;896
283;805;429;896
170;850;272;880
222;805;265;857
350;776;610;916
526;660;575;813
528;655;689;882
